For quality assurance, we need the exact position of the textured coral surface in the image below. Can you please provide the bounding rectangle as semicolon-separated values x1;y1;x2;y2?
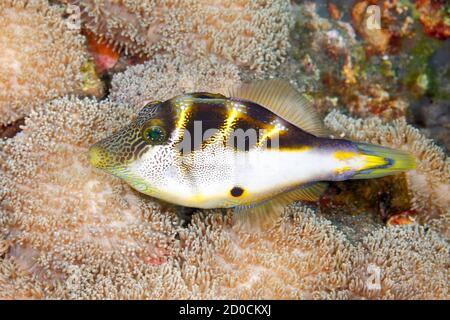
62;0;292;71
0;93;447;300
0;0;449;300
110;53;241;108
0;0;88;125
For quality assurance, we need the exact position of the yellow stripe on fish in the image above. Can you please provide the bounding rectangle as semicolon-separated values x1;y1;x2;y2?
333;151;389;174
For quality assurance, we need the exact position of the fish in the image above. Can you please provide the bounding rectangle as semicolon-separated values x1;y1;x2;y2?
88;80;416;229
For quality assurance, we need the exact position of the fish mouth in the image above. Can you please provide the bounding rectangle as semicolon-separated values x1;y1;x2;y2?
88;142;155;195
88;141;135;181
88;143;115;170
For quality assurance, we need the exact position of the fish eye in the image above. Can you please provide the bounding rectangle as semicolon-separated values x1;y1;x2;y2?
142;121;167;145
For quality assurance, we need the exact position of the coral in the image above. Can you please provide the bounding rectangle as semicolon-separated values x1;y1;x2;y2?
85;31;120;74
289;1;449;123
398;29;442;99
0;257;47;299
177;206;355;299
0;96;341;299
110;53;241;108
0;97;182;299
416;0;450;40
324;110;450;232
0;0;90;125
319;173;414;225
0;2;447;299
0;96;447;299
291;1;358;87
349;225;448;299
351;0;392;54
60;0;292;71
290;2;408;120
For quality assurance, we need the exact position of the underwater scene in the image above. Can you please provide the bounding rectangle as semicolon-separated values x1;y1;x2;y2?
0;0;448;300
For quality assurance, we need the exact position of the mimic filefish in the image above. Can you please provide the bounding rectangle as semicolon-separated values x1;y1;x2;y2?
88;80;415;229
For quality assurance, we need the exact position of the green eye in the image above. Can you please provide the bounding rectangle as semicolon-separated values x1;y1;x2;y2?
142;125;167;144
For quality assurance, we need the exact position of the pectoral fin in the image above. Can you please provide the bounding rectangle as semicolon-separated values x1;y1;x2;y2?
233;182;327;231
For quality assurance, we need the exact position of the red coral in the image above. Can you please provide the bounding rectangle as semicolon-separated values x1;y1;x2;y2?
85;31;119;73
327;2;342;20
416;0;450;40
387;210;417;226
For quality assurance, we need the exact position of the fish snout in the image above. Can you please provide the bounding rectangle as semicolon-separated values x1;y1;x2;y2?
88;143;109;169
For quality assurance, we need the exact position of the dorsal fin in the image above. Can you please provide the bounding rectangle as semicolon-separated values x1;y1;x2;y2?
233;182;327;231
227;80;327;137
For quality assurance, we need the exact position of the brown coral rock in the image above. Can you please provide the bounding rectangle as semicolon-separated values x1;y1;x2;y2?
416;0;450;40
351;1;391;54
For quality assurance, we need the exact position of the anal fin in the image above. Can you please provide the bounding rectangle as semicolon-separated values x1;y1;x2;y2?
233;182;327;231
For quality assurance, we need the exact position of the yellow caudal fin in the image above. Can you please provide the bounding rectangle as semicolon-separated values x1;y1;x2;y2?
351;143;416;179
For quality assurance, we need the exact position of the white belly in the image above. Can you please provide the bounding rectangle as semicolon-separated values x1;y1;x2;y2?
236;149;335;191
159;148;339;208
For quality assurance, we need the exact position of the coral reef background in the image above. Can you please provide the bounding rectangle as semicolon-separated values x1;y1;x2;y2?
0;0;449;299
0;0;90;125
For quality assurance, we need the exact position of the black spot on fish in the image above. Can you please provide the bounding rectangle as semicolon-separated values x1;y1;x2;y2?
230;186;244;197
